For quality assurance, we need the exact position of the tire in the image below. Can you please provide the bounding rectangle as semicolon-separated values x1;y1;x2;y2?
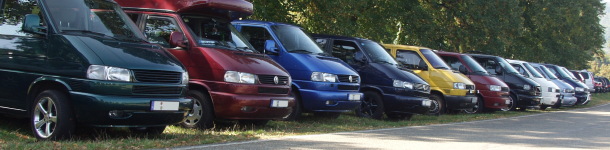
180;90;214;129
428;94;444;115
463;96;485;114
355;91;384;119
129;126;166;135
237;120;269;126
539;105;548;110
501;95;517;111
31;90;75;140
314;112;341;119
387;113;413;121
551;98;562;109
283;89;302;121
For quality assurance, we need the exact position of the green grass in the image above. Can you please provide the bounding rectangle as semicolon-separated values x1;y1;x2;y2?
2;93;609;149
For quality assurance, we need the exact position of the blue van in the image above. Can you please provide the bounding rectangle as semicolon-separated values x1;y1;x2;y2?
312;34;431;120
232;20;362;120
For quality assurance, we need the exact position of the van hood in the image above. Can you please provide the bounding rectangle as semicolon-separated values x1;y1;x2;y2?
280;53;358;80
532;77;559;90
550;79;574;90
203;48;289;76
371;63;427;84
71;36;185;72
438;69;475;85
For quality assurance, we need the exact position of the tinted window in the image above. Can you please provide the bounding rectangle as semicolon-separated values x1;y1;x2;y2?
511;64;528;76
523;63;543;78
0;0;42;36
580;72;590;79
360;40;397;65
440;55;463;71
144;16;181;48
474;57;501;75
240;26;274;53
460;55;488;75
396;50;425;70
420;49;450;69
271;25;324;54
183;16;254;52
330;40;359;65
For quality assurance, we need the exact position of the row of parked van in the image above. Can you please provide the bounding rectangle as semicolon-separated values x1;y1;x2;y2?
0;0;598;141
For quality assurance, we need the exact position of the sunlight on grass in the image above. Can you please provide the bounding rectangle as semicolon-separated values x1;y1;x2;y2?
1;93;609;149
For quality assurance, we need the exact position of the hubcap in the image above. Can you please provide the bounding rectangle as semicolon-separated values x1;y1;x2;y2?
501;98;514;111
429;99;440;114
33;97;57;138
184;99;202;126
464;101;479;113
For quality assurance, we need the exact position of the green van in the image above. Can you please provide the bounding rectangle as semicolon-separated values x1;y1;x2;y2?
0;0;192;140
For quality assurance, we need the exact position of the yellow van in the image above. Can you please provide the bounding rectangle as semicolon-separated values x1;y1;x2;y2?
383;44;477;115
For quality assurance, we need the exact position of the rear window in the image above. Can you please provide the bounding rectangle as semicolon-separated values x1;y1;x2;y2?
580;72;590;79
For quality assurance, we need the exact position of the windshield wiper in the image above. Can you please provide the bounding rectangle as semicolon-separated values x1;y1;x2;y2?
114;35;147;43
62;30;117;40
374;60;394;65
289;49;313;54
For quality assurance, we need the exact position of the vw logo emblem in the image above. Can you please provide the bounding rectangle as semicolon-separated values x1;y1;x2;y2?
348;76;353;82
273;76;279;84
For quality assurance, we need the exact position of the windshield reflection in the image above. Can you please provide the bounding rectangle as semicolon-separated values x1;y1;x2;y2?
272;25;325;54
420;49;450;69
496;57;519;74
45;0;145;41
361;41;398;65
460;55;489;75
183;16;255;52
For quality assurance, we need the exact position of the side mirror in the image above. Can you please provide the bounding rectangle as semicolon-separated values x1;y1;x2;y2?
169;31;187;48
495;66;503;75
264;40;279;54
458;65;468;75
22;14;46;35
418;60;428;70
354;51;366;63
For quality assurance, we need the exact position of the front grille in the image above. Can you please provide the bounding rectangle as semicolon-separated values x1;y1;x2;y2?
258;75;289;85
258;87;289;94
501;87;509;92
415;84;430;91
133;70;182;83
465;85;475;90
338;85;359;91
535;86;542;95
133;86;182;95
338;75;359;83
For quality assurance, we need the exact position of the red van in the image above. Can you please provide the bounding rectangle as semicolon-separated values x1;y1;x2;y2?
437;51;511;113
116;0;294;129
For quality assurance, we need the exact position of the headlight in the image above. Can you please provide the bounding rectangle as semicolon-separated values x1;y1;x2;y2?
453;82;466;89
182;72;189;84
489;85;502;91
224;71;256;84
311;72;337;82
87;65;132;82
575;87;584;92
393;80;414;89
523;84;531;90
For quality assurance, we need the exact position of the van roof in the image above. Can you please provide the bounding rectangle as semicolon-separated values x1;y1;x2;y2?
116;0;253;18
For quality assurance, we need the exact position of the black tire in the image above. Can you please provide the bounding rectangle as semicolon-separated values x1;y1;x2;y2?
31;90;75;140
463;96;485;114
180;90;214;129
314;112;341;119
283;89;302;121
237;120;270;126
501;94;517;111
551;98;562;109
387;113;413;121
129;126;166;135
355;91;384;119
428;94;444;115
539;105;548;110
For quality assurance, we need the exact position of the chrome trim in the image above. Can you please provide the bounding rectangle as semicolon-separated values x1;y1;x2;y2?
0;106;27;111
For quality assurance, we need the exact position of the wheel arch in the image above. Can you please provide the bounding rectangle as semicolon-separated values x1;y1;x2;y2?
188;81;215;116
27;77;71;112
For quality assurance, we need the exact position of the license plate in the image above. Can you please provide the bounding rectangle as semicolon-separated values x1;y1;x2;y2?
505;100;511;104
151;101;179;111
348;93;361;101
270;100;289;108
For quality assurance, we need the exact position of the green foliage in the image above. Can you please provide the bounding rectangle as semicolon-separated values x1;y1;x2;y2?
247;0;605;69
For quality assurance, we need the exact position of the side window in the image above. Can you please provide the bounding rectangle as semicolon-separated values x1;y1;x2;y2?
396;50;424;70
476;59;499;75
440;56;463;71
240;26;273;53
0;0;43;37
331;40;360;65
512;64;527;75
143;16;181;48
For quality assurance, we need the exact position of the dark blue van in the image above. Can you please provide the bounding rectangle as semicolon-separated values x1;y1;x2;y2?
312;35;431;120
232;20;362;120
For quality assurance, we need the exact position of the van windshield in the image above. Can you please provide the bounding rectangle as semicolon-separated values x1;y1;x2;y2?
523;63;544;78
183;16;255;52
537;66;558;80
361;41;397;65
420;49;450;69
44;0;145;41
561;67;579;80
271;25;325;55
460;55;489;75
495;57;520;74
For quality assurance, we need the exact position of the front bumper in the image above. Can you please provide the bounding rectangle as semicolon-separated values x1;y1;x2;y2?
70;91;192;127
479;90;510;109
210;91;294;120
516;93;542;106
444;95;478;110
560;93;578;107
383;93;430;115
